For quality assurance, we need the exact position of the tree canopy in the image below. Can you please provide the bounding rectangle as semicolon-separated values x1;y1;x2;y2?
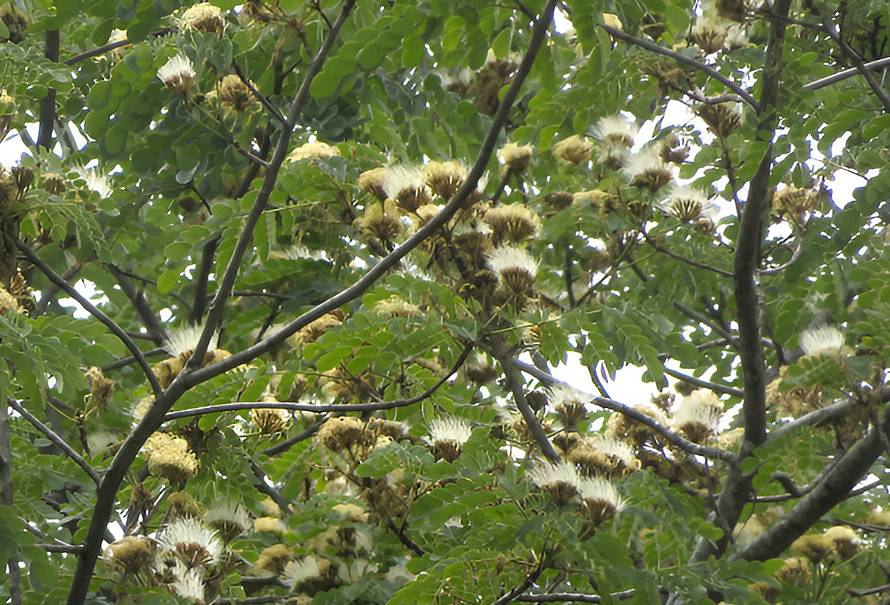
1;0;889;604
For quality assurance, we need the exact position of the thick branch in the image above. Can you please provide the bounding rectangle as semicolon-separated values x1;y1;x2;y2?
36;30;60;150
599;24;759;111
735;406;889;561
496;353;561;462
191;236;219;323
690;0;793;565
185;0;359;371
7;398;101;485
768;399;859;442
18;242;163;397
512;360;735;462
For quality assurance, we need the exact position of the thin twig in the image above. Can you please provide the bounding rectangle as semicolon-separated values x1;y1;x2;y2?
802;56;890;91
640;229;734;277
599;24;760;111
492;553;548;605
164;344;472;422
512;360;735;462
7;398;101;485
232;63;289;126
262;417;328;457
17;241;163;397
64;28;176;65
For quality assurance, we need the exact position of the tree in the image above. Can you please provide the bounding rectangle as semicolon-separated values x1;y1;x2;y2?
0;0;889;603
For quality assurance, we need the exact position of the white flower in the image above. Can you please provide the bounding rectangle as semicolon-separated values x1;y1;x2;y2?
663;186;718;222
86;431;118;456
548;385;586;408
157;54;196;93
382;166;426;199
800;325;845;357
284;555;325;586
527;460;582;490
205;502;251;540
587;435;636;467
592;114;638;147
157;517;223;567
73;165;113;199
622;146;674;192
428;416;472;445
486;246;539;282
672;391;724;443
170;562;205;603
577;476;625;512
724;24;748;49
163;323;219;358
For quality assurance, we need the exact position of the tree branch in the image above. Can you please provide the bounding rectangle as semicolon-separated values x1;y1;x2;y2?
17;242;163;397
495;352;561;463
261;417;328;457
164;344;471;422
802;56;890;92
512;359;735;462
599;24;760;111
734;405;890;561
689;0;793;565
640;229;734;278
662;365;744;398
492;553;548;605
185;0;359;372
63;28;176;65
516;589;636;603
191;235;219;323
820;20;890;112
232;63;289;127
108;264;167;344
7;398;101;485
36;30;60;150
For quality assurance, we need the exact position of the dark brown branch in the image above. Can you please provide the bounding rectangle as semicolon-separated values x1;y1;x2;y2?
108;265;167;344
492;553;548;605
769;399;859;442
17;242;163;397
164;344;471;422
599;24;760;111
37;30;60;150
232;63;289;126
689;0;793;565
495;353;561;462
7;398;101;485
184;0;359;371
262;417;328;457
662;366;744;398
191;236;220;323
249;459;291;515
101;348;166;372
512;359;735;462
820;20;890;112
31;262;83;317
735;406;890;561
64;28;176;65
38;543;84;554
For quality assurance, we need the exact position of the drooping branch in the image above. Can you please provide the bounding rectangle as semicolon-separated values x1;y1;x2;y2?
599;24;760;111
164;344;471;422
17;241;163;397
7;398;101;485
512;359;736;463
